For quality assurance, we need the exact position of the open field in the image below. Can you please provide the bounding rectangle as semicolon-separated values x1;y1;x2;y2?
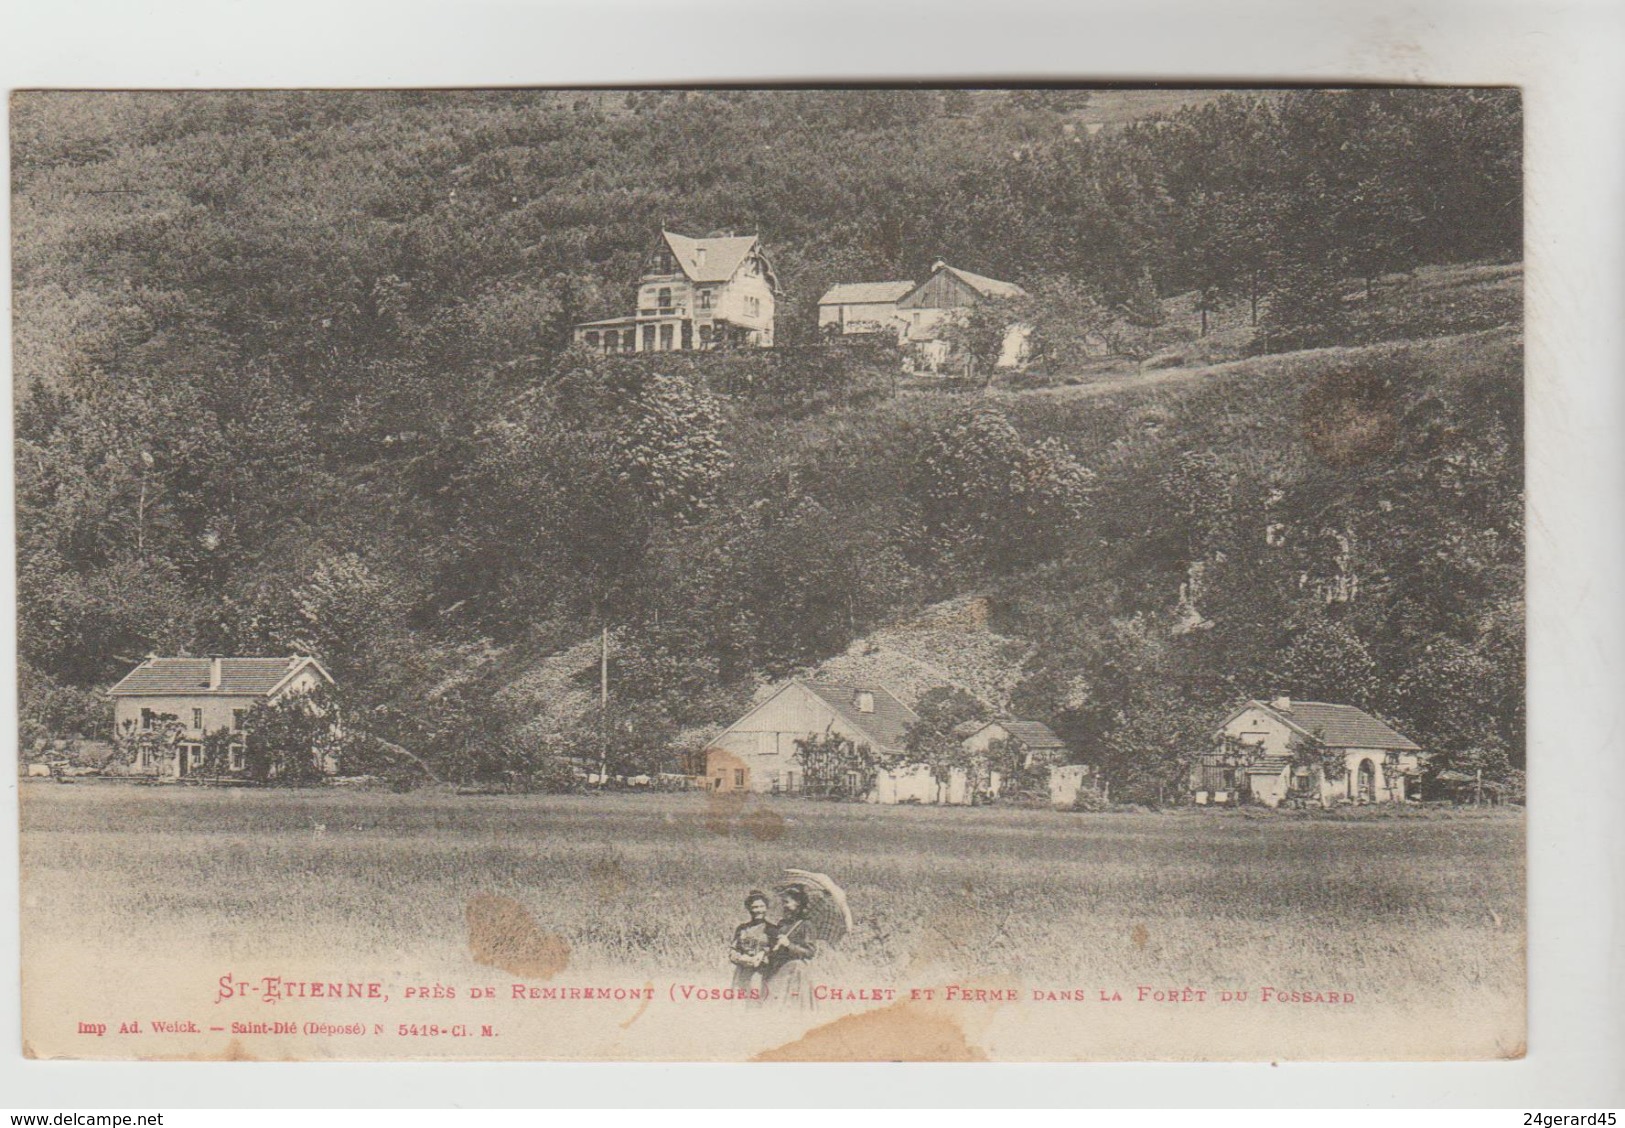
22;783;1523;991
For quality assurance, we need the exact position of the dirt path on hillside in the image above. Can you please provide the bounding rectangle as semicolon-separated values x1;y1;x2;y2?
982;325;1519;403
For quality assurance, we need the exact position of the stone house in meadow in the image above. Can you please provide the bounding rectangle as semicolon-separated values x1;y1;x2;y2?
107;655;336;778
1191;697;1425;808
705;678;995;806
704;679;915;798
572;230;780;354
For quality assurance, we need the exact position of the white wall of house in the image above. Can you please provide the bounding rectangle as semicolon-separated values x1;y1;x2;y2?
1221;706;1298;755
704;683;874;794
710;261;776;345
818;301;903;335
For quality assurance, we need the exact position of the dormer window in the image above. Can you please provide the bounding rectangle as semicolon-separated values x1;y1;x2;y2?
856;692;875;714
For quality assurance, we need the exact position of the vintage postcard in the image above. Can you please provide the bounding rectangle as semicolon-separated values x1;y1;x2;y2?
13;87;1524;1062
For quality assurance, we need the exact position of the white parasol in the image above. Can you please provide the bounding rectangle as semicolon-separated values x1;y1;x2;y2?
776;868;853;945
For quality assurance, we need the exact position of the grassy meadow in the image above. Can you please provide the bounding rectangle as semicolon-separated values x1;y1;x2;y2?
21;782;1524;1003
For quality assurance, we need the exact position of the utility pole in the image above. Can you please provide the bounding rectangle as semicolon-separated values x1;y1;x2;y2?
598;624;609;788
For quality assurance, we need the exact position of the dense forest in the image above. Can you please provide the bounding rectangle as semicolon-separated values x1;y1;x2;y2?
12;88;1524;798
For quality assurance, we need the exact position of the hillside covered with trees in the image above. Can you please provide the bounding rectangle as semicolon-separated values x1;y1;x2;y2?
13;88;1523;798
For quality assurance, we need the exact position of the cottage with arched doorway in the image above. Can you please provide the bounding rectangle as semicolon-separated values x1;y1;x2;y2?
1192;697;1425;808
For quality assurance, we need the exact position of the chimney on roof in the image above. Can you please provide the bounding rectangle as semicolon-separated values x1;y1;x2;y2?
209;656;223;691
695;246;706;267
856;691;875;715
931;260;947;273
1271;696;1292;713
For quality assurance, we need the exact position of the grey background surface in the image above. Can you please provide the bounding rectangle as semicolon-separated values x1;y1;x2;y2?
2;0;1621;1109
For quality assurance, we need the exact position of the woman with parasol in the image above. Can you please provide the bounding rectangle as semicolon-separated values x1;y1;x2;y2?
763;870;852;1009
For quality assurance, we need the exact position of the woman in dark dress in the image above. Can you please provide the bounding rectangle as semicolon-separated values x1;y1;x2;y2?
762;886;818;1009
728;890;777;998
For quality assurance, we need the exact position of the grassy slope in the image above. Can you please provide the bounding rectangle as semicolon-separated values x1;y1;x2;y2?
475;278;1522;746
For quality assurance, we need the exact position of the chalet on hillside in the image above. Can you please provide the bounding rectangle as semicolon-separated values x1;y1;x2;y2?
107;655;336;779
573;230;780;354
1191;697;1425;808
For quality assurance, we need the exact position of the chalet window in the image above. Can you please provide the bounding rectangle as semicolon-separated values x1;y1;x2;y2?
734;769;745;788
697;289;713;310
186;743;203;768
192;708;204;730
744;296;760;318
585;330;599;348
658;287;672;311
659;324;674;350
232;709;246;732
141;708;156;732
642;325;656;351
757;731;775;756
229;742;245;772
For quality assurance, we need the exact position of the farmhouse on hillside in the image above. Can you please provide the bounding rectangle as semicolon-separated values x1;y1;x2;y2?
817;280;917;337
1191;697;1425;808
572;230;780;354
107;655;336;779
895;261;1032;374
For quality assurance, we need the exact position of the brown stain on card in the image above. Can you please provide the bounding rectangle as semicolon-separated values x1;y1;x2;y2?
753;1000;987;1062
738;803;785;841
1131;923;1150;948
466;892;570;979
1300;367;1398;467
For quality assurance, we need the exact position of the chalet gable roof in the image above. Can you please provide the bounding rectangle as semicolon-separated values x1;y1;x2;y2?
1220;699;1421;752
108;655;335;698
661;230;764;284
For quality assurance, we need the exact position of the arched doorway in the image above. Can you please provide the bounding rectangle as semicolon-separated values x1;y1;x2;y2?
1356;758;1376;803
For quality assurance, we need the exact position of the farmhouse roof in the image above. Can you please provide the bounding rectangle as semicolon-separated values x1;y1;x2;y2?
661;230;762;283
818;281;917;306
800;680;920;750
1226;699;1421;752
108;656;334;698
926;262;1028;301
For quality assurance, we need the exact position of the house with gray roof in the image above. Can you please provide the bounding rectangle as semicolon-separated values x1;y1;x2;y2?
107;655;335;779
817;280;916;337
1192;696;1425;808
